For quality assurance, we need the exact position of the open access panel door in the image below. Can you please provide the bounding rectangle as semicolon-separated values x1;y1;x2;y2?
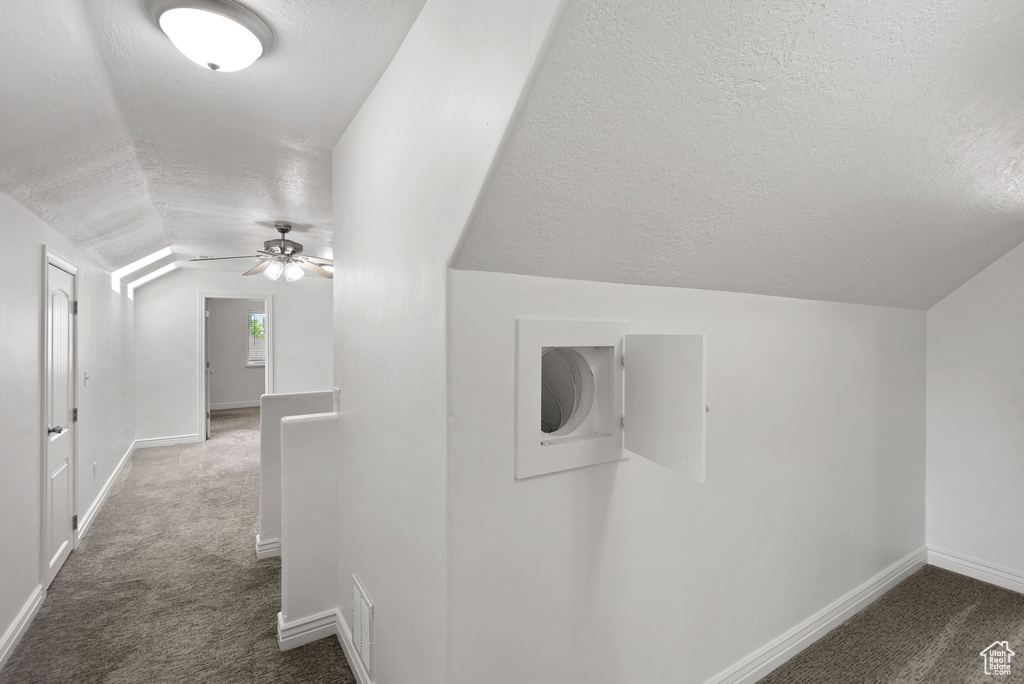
624;334;706;482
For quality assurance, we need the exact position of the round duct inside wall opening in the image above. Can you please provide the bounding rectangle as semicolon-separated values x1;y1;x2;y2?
540;347;595;435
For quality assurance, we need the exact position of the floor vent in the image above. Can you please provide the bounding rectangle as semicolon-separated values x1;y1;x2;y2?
352;574;374;679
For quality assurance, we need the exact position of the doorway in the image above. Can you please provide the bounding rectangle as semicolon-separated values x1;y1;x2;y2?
198;294;273;440
43;250;78;586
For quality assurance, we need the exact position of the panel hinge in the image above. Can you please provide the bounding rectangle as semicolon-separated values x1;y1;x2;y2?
73;408;78;422
621;416;626;428
72;301;79;315
72;515;78;531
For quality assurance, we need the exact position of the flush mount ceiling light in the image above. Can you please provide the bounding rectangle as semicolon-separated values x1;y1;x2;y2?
146;0;274;72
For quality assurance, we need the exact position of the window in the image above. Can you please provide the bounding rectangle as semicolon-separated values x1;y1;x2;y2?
247;311;266;366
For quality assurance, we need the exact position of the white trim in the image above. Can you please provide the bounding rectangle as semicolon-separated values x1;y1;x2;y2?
336;607;374;684
0;585;44;671
277;610;338;651
255;534;280;559
703;546;928;684
275;609;372;684
76;440;135;542
928;546;1024;595
45;251;79;275
211;401;261;410
135;434;202;449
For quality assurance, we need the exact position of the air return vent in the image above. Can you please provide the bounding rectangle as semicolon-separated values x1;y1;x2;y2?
352;575;374;678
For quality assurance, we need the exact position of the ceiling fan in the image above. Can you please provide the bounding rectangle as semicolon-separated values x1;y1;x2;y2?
190;223;333;281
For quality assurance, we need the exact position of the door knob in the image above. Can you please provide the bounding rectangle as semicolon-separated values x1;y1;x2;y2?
47;425;65;435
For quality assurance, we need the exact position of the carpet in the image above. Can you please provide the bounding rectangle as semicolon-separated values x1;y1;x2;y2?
1;408;354;684
758;564;1024;683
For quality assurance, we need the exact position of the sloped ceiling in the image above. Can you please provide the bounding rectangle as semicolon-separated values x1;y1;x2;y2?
455;0;1024;308
0;0;426;271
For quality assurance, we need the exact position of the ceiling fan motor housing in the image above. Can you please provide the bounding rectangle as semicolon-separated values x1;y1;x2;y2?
264;237;303;255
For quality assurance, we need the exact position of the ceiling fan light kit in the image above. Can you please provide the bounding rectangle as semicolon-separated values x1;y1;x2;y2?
146;0;274;72
189;223;334;281
263;258;285;281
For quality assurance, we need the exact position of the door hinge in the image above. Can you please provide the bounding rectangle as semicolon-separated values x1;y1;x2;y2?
73;408;78;422
72;301;79;315
72;515;78;531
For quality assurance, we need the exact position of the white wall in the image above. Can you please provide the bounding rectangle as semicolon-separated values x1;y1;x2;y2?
0;190;134;663
134;269;332;441
330;1;566;681
447;269;926;684
207;298;265;408
927;240;1024;579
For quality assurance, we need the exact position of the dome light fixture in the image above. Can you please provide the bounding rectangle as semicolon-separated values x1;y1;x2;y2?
147;0;274;72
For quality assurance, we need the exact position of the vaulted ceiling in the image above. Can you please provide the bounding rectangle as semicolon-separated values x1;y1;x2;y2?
0;0;427;271
454;0;1024;308
2;1;1023;307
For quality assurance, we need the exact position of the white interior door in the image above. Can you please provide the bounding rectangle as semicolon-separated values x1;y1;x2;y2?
45;261;76;585
205;307;211;439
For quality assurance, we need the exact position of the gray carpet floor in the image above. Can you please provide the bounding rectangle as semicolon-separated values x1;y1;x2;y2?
1;408;354;684
7;409;1022;683
758;564;1024;683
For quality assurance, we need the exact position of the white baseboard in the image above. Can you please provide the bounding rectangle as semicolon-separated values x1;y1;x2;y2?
255;534;280;560
211;401;261;410
276;608;371;684
0;585;44;671
704;546;928;684
277;609;338;651
135;434;202;449
77;440;135;543
335;607;373;684
928;546;1024;595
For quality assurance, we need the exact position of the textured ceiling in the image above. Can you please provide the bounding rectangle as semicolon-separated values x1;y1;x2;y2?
455;0;1024;308
0;0;426;271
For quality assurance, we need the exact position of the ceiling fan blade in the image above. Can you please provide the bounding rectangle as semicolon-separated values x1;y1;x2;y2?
297;261;333;278
242;261;272;276
300;255;333;265
190;255;261;262
256;249;279;256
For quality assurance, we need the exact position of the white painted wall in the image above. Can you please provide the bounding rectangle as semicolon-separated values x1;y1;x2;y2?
927;241;1024;578
259;390;334;558
0;190;134;665
447;269;926;684
206;298;265;408
279;412;339;640
330;1;566;681
134;269;332;441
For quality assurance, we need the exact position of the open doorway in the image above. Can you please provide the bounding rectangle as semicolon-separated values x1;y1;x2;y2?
198;294;273;440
